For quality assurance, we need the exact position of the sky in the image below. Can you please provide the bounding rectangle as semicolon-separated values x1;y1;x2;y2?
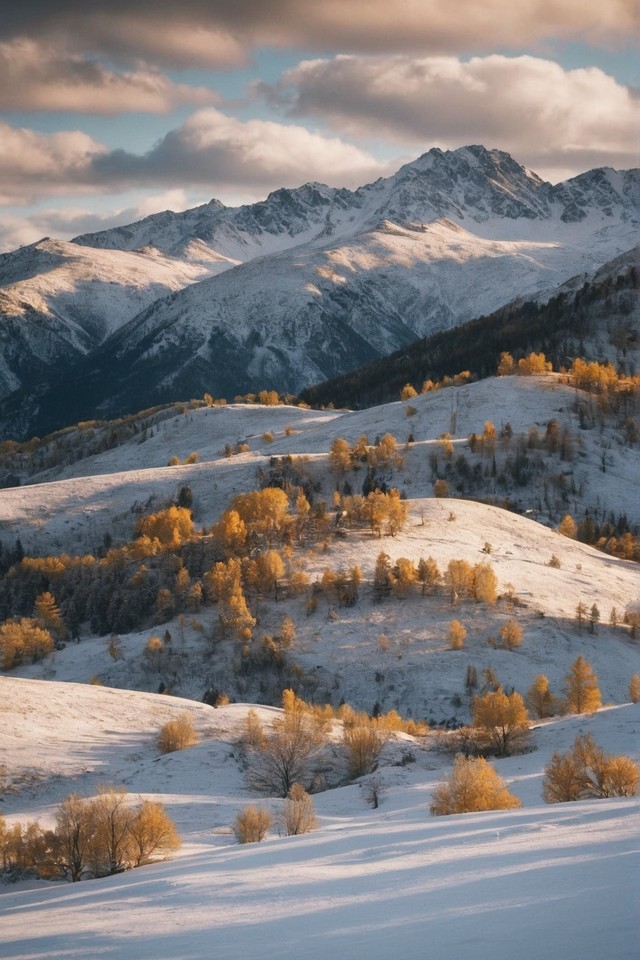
0;0;638;252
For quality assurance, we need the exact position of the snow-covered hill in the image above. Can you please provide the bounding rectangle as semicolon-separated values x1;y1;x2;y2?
5;375;639;556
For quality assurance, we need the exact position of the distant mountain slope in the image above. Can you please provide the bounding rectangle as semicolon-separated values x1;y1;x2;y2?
0;238;212;400
300;245;639;409
0;146;637;439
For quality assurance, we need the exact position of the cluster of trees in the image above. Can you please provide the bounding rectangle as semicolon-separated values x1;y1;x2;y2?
524;658;602;720
329;433;404;474
430;730;639;817
0;401;198;484
559;512;640;563
0;788;180;882
0;616;54;669
240;691;427;798
497;351;553;376
233;783;318;844
445;658;606;760
369;553;498;606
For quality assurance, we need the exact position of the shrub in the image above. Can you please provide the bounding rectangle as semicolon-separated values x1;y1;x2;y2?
343;721;388;779
233;805;272;843
434;479;449;498
629;674;640;704
280;784;317;836
543;734;639;803
430;756;522;815
157;713;199;754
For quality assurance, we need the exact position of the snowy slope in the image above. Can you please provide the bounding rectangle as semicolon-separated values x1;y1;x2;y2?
4;375;639;555
0;239;214;401
0;678;638;960
1;362;639;957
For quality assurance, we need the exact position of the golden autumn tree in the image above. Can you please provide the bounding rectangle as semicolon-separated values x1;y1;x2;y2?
329;437;352;474
472;690;530;756
499;618;523;650
127;801;181;866
526;675;558;718
448;620;467;650
564;656;602;714
34;591;67;640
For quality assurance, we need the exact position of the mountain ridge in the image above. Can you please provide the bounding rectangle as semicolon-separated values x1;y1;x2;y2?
0;145;637;439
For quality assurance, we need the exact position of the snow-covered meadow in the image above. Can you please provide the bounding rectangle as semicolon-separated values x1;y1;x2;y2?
0;679;638;960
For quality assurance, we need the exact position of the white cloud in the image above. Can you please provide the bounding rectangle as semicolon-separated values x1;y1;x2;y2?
97;108;388;190
0;122;106;205
0;110;389;209
0;40;219;114
263;54;640;180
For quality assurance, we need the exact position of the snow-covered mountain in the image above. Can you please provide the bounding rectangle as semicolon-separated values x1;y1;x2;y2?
0;238;213;401
0;146;638;438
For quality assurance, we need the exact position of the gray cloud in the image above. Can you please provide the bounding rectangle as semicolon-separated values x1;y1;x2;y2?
0;40;219;113
260;54;640;181
1;2;636;67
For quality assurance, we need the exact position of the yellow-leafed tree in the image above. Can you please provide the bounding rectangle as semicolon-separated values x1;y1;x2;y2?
430;756;521;815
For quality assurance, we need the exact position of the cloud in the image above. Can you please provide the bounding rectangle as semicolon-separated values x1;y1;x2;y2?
0;110;389;208
89;108;389;191
261;54;640;180
0;121;106;205
0;190;195;252
0;1;636;68
0;40;219;114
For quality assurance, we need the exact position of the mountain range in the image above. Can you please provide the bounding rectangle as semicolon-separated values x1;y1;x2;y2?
0;145;638;440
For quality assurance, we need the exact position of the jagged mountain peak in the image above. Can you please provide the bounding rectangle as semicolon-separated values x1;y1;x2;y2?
70;146;639;264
